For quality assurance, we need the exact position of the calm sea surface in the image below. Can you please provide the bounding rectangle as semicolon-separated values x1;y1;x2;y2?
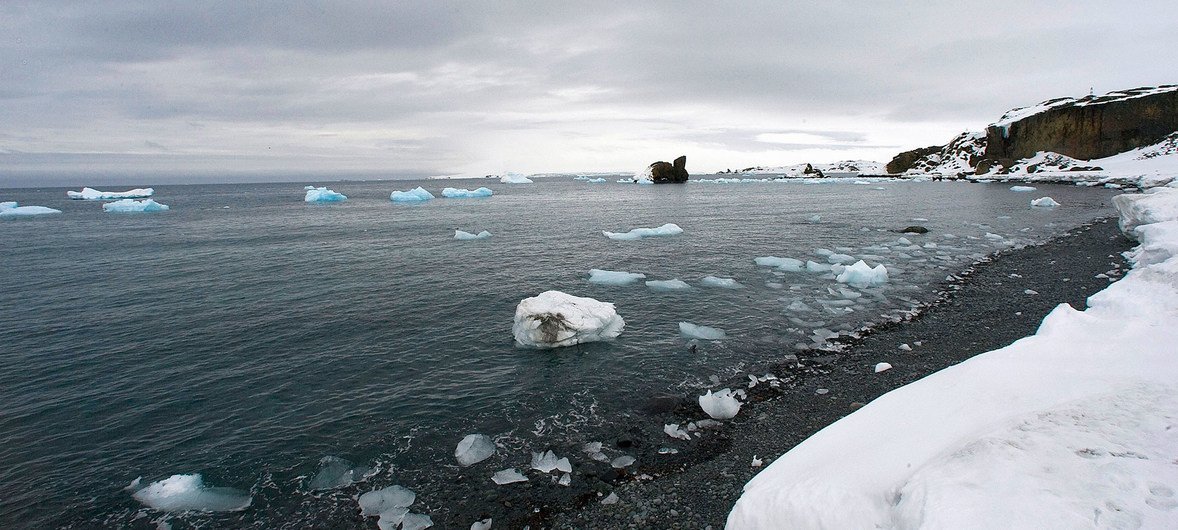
0;177;1121;527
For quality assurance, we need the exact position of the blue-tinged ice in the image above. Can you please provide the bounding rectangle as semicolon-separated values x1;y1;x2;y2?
1;201;16;210
806;260;833;273
442;187;493;198
103;199;170;213
67;187;154;200
602;223;683;240
455;230;492;240
304;186;347;202
359;485;415;516
0;203;62;217
390;187;435;202
646;279;691;291
471;518;493;530
826;253;856;264
308;456;372;490
455;434;495;466
755;256;804;272
588;269;647;285
130;474;252;512
836;260;889;287
701;276;744;289
680;322;727;340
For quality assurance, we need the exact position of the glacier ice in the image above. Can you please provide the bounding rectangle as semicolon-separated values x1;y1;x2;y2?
442;187;493;198
755;256;804;272
701;276;744;289
679;322;727;340
67;187;154;200
304;186;347;202
455;434;495;466
500;173;534;183
358;485;415;516
0;204;62;217
454;230;492;240
491;468;529;485
602;223;683;240
308;456;371;490
103;198;170;213
1010;185;1037;192
512;290;624;348
530;450;572;473
699;388;742;420
588;269;646;285
1031;196;1060;207
646;279;691;291
390;187;435;202
130;474;252;512
836;260;889;287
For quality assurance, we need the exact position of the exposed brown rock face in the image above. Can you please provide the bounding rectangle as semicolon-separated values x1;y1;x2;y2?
650;155;689;183
886;145;941;174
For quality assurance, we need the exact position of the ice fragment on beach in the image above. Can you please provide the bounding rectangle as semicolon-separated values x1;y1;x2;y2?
1010;186;1037;192
491;468;528;485
376;508;409;530
559;473;571;486
131;474;252;512
400;513;433;530
455;434;495;467
68;187;154;200
454;230;492;240
304;186;347;202
471;518;493;530
1031;196;1060;207
699;388;742;420
611;455;636;468
755;256;804;272
103;198;170;212
751;456;764;467
499;173;533;183
664;423;691;440
701;275;744;289
899;343;912;351
836;260;889;287
875;362;893;373
512;291;624;348
601;492;619;505
646;279;691;291
358;485;415;516
602;223;683;240
442;187;493;198
390;187;435;201
587;269;646;286
679;322;727;340
530;450;572;473
1025;289;1039;295
0;204;62;217
308;456;371;490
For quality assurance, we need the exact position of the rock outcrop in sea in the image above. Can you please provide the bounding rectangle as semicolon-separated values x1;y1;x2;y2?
648;155;690;183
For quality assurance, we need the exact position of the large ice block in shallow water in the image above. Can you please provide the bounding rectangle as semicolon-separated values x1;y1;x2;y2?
102;199;170;212
513;290;624;348
442;187;493;198
67;187;153;200
304;186;347;202
455;434;495;466
602;223;683;240
130;474;251;512
390;187;435;202
836;260;889;287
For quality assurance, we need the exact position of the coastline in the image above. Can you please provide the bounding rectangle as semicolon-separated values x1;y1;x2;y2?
539;217;1133;529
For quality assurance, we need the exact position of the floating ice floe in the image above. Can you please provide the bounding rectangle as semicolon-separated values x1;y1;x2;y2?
836;260;889;287
491;468;528;485
587;269;647;286
699;388;742;420
67;187;154;200
454;230;492;240
679;322;727;340
586;177;607;183
130;474;252;512
500;173;534;183
1010;186;1037;192
0;203;61;217
530;450;572;473
701;275;744;289
512;290;624;348
455;434;496;467
646;279;691;292
1030;196;1060;207
664;423;691;440
304;186;347;202
103;198;170;213
442;187;493;198
390;187;435;202
308;456;372;490
874;362;893;373
755;256;805;272
602;223;683;240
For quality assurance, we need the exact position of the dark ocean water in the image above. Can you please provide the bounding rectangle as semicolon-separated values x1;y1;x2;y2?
0;178;1120;527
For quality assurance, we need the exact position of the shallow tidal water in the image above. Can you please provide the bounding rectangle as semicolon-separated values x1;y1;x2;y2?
0;178;1120;527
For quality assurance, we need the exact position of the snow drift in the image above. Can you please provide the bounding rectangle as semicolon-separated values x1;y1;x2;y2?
512;290;624;348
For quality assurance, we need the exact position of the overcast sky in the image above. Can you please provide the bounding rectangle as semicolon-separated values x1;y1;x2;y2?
2;1;1176;183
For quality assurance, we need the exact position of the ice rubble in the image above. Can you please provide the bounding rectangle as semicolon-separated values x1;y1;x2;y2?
0;202;61;217
728;185;1178;529
587;269;646;285
646;279;691;291
679;322;727;340
103;198;170;212
304;186;347;202
530;450;572;473
499;173;534;183
699;388;742;420
359;484;425;529
390;187;435;202
454;230;492;240
491;468;528;485
701;276;744;289
512;290;624;348
454;434;495;466
130;474;252;512
602;223;683;240
835;260;888;287
1031;196;1060;207
442;187;493;198
67;187;154;200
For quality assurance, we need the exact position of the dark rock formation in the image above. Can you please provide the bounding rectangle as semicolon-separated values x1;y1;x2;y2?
898;226;929;234
649;155;690;183
886;145;942;174
802;163;825;178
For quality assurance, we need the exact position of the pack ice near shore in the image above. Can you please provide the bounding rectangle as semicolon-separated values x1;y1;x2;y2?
727;184;1178;529
67;187;154;200
512;290;624;348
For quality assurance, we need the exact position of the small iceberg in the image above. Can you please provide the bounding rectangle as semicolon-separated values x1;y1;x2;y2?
512;290;624;348
836;260;889;287
646;279;691;292
442;187;493;198
67;187;154;200
454;230;492;240
530;450;572;474
103;198;170;213
304;186;347;202
679;322;727;340
602;223;683;240
500;173;534;184
1031;196;1061;207
0;202;61;217
130;474;252;512
587;269;647;286
390;187;435;202
1010;185;1037;192
700;276;744;289
491;468;529;485
699;388;742;420
455;434;495;467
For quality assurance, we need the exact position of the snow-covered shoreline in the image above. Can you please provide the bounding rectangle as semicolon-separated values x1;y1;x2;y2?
727;184;1178;528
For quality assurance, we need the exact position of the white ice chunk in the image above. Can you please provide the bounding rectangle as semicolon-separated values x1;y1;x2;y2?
698;388;742;420
899;343;913;351
559;473;571;486
442;187;493;198
304;186;346;202
664;423;691;440
401;513;433;530
390;187;435;202
491;468;528;485
814;248;835;257
1031;196;1060;207
103;198;170;212
455;434;495;467
602;223;683;240
875;362;893;373
512;291;624;348
0;201;16;210
1009;186;1037;192
646;279;691;291
499;173;533;184
530;450;572;474
376;508;409;530
701;276;744;289
454;230;492;240
679;322;727;340
601;492;619;505
755;257;804;272
806;261;833;273
471;518;493;530
68;187;153;200
611;455;636;468
752;456;764;467
836;260;889;287
358;485;415;516
588;269;646;286
0;205;62;217
131;474;251;512
827;253;856;264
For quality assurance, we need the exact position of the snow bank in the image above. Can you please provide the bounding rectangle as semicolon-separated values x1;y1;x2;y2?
304;186;347;202
455;434;495;466
0;204;61;217
454;230;492;240
442;187;493;198
67;187;154;200
699;389;742;420
500;173;534;183
728;187;1178;529
130;474;251;512
390;187;435;202
1031;196;1060;207
602;223;683;240
679;322;727;340
587;269;646;286
103;199;170;213
835;260;888;287
512;291;624;348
